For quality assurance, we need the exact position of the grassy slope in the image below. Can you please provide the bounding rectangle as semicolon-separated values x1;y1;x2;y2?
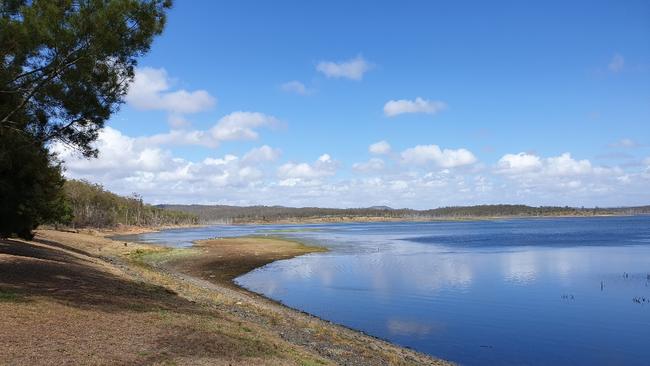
0;230;451;366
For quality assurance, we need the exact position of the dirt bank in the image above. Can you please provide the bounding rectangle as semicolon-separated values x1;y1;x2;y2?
157;236;326;288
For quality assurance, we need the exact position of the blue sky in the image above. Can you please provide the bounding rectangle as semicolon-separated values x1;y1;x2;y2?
57;0;650;208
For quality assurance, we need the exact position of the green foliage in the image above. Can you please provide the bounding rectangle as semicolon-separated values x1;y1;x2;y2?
0;290;20;302
0;129;70;239
0;0;170;238
63;179;198;228
1;0;171;156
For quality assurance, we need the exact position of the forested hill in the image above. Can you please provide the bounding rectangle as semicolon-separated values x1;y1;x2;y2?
63;180;198;228
59;180;650;227
57;179;650;226
157;204;650;224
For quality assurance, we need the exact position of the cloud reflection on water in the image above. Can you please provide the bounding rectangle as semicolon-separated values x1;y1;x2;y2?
386;319;443;337
158;217;650;365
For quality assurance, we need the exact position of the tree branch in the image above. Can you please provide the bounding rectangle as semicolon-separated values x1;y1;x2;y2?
42;117;87;142
0;121;29;136
0;52;86;126
10;63;51;83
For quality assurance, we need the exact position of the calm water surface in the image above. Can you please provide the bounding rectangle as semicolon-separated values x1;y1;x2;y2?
117;216;650;365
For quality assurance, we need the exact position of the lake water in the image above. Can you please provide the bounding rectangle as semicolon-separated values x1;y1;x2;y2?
116;216;650;365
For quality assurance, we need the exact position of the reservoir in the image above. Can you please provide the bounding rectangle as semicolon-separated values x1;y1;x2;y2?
117;216;650;365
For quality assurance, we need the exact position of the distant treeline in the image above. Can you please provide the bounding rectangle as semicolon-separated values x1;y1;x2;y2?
157;204;650;224
64;180;198;228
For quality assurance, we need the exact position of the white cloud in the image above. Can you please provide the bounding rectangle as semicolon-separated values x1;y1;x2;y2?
53;127;171;174
277;154;337;179
498;152;542;173
125;67;216;125
498;152;595;177
608;53;624;73
401;144;477;168
494;152;637;201
139;111;280;149
141;129;215;148
242;145;281;164
316;55;371;80
369;140;391;155
125;67;168;109
353;158;385;172
545;153;593;176
203;154;238;166
54;127;270;195
280;80;311;95
210;111;280;141
617;175;631;184
384;97;446;117
53;126;650;209
390;180;409;191
160;90;215;114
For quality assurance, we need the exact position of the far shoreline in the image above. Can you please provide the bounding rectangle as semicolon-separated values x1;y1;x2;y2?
140;212;643;227
44;212;645;239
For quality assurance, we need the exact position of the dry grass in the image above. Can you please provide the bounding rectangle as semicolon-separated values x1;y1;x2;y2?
0;229;452;366
0;233;325;365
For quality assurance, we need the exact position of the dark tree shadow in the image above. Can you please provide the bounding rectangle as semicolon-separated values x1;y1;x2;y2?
131;324;277;366
0;238;205;315
33;236;104;259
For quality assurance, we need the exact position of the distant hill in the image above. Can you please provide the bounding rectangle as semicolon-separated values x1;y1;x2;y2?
156;203;650;224
366;205;394;210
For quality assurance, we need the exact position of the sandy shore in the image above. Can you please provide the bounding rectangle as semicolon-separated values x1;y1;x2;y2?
0;229;451;365
159;236;327;288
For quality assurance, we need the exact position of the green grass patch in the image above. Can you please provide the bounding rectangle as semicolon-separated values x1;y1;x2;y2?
0;290;20;302
243;235;328;254
127;247;200;265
